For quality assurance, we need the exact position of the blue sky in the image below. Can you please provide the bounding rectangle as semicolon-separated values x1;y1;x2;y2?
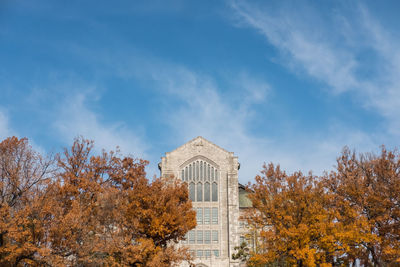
1;0;399;182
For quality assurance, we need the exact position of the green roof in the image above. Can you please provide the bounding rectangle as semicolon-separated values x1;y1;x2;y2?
239;185;252;208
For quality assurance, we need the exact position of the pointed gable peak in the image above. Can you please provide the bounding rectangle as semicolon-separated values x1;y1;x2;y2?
169;136;233;155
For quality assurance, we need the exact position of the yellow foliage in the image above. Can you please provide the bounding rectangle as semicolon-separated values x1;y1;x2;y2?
0;136;196;266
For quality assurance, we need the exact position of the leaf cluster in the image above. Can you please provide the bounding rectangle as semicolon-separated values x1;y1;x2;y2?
242;147;400;267
0;136;196;267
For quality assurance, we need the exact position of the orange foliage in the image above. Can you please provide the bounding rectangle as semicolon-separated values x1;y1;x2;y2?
244;147;400;266
0;137;196;266
0;137;55;266
245;164;357;266
326;147;400;265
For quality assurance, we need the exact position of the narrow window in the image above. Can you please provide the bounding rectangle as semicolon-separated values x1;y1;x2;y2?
189;182;195;201
213;250;219;257
215;169;218;181
204;207;210;224
195;161;199;180
185;167;188;181
211;166;214;180
212;207;218;224
204;230;211;244
204;182;210;201
202;161;205;181
197;230;203;244
189;230;195;244
212;230;218;243
196;183;203;202
207;164;210;180
200;161;203;180
212;182;218;202
181;169;184;181
189;164;192;180
196;208;202;225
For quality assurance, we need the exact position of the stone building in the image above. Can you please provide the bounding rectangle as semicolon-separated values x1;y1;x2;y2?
159;136;252;267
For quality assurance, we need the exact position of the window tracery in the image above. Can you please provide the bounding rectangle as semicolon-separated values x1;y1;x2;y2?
181;159;219;202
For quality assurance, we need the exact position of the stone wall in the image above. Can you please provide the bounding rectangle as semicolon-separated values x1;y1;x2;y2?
159;137;241;267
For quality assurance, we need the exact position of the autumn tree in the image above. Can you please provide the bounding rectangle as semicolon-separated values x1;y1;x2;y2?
243;163;362;267
0;136;196;266
46;137;196;266
0;137;55;266
325;147;400;265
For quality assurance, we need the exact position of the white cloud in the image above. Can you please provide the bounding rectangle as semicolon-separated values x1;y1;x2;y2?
230;1;400;135
53;92;148;160
0;110;12;140
50;35;384;181
0;109;46;155
230;1;359;94
144;63;377;181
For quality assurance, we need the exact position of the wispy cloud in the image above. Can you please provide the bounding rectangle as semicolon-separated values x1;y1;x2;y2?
32;24;385;180
142;62;376;180
53;92;148;159
0;110;13;140
230;1;400;135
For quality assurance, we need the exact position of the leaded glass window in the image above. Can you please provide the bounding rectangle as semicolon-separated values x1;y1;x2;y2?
196;208;202;225
197;230;203;244
204;182;210;201
213;250;219;257
189;230;195;244
181;160;218;203
196;183;203;202
212;230;218;243
200;161;203;180
212;182;218;202
204;207;210;224
189;182;195;201
197;250;203;257
212;207;218;224
204;230;211;244
195;161;199;180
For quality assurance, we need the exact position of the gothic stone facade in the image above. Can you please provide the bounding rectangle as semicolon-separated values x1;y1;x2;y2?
159;136;250;267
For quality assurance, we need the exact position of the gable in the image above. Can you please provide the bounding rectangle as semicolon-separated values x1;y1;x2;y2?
167;136;233;157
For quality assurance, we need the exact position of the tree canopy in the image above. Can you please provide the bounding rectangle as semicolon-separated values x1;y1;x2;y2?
240;147;400;266
0;136;196;267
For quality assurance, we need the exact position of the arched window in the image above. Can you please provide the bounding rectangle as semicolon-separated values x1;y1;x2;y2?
181;160;218;203
212;182;218;202
189;182;195;201
204;182;210;202
195;161;199;180
200;161;203;180
197;182;203;202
